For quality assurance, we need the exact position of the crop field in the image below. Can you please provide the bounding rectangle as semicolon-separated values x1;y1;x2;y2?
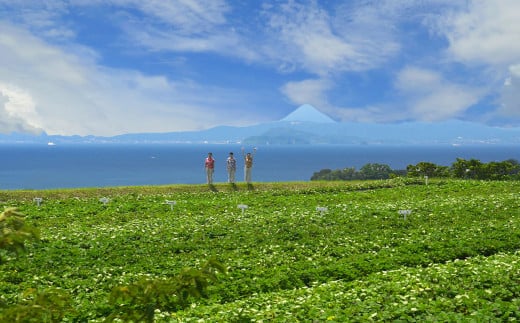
1;178;520;321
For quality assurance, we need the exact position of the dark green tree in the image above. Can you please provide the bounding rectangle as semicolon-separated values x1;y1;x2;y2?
407;162;450;178
310;169;332;180
338;167;358;180
482;160;520;180
451;158;484;179
359;163;392;180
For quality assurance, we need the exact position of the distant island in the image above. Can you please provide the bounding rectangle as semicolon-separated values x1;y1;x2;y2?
1;104;520;146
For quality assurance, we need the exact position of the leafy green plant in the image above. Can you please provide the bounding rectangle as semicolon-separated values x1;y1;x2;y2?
0;208;73;322
0;288;73;322
0;180;519;321
106;258;226;322
0;207;39;263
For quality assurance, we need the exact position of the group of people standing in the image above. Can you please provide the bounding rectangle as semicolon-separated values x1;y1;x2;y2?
204;147;257;185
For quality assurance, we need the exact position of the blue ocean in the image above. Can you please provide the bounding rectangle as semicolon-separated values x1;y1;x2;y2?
1;144;519;190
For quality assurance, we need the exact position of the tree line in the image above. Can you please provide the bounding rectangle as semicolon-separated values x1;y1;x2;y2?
310;158;520;181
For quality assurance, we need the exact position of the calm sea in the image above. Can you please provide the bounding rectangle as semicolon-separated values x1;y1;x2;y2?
1;144;519;190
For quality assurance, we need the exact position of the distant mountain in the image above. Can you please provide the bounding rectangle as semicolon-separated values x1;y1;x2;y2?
280;104;336;123
1;105;520;145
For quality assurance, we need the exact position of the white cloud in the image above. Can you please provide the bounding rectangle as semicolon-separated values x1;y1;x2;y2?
0;0;238;55
272;0;520;126
281;78;333;109
0;86;42;134
72;0;230;34
1;1;403;79
134;0;229;32
323;65;485;123
264;1;400;76
437;0;520;66
1;0;519;134
127;25;259;60
396;66;483;121
0;0;74;40
430;0;520;123
0;22;253;135
94;0;262;62
278;0;519;124
499;64;520;117
0;83;41;127
111;0;234;50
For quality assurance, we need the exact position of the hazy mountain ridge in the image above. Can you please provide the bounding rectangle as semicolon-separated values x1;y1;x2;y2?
1;105;520;145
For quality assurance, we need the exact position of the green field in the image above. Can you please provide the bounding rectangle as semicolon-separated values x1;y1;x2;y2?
1;179;520;322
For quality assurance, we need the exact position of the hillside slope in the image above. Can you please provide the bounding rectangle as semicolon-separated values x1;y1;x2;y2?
1;179;519;321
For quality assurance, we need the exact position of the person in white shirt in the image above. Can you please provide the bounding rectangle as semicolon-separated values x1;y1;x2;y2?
226;152;236;183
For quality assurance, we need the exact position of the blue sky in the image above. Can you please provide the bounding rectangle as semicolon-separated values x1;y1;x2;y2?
1;0;519;136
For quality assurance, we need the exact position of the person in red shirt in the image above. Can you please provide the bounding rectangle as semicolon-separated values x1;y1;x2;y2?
204;152;215;184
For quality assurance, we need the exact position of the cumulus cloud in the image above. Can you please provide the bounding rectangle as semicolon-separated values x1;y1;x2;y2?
437;0;520;66
1;0;519;135
322;65;485;124
277;0;520;125
0;87;42;134
273;0;470;123
429;0;520;123
0;22;252;135
395;66;483;121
